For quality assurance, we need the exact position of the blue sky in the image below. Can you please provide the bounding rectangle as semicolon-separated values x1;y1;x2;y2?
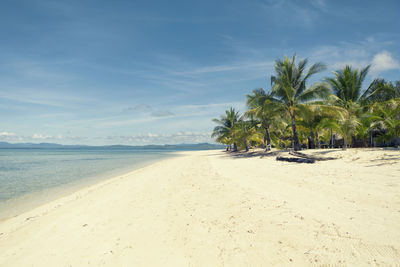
1;0;399;145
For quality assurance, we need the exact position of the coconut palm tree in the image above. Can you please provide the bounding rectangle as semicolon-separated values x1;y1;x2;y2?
211;107;241;151
246;88;281;150
269;55;330;150
360;79;400;104
296;105;335;149
233;120;263;151
268;116;291;149
325;65;377;148
326;65;371;107
371;99;400;146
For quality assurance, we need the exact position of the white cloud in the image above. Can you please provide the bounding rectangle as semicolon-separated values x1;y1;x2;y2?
0;131;22;141
370;51;400;74
32;134;53;140
0;131;15;137
147;133;158;137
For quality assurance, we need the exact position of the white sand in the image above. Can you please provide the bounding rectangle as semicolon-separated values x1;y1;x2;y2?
0;148;399;266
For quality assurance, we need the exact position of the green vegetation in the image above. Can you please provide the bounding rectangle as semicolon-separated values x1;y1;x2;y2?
212;55;400;151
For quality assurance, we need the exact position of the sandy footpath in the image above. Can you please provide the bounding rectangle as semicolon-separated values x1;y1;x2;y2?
0;148;399;266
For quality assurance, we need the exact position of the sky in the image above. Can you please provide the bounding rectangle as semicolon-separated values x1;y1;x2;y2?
0;0;399;145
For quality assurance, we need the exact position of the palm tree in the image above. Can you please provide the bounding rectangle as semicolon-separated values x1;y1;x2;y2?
326;65;371;107
317;117;340;148
296;105;334;149
268;116;291;149
233;120;263;151
360;79;400;104
326;65;373;148
246;88;281;150
371;99;400;146
211;107;241;151
269;55;330;151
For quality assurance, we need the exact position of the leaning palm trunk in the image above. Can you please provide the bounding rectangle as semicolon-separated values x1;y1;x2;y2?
291;114;301;151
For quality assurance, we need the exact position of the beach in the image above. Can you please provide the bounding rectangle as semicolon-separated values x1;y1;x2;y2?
0;148;399;266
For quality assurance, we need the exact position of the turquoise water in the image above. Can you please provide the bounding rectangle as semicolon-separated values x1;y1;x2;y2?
0;148;174;208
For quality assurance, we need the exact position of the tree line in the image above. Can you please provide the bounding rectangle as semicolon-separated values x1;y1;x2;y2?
212;55;400;151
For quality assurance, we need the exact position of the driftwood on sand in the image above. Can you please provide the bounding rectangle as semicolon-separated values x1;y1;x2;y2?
275;150;337;164
276;156;315;164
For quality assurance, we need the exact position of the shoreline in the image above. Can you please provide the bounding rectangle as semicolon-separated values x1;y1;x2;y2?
0;152;179;222
1;148;399;266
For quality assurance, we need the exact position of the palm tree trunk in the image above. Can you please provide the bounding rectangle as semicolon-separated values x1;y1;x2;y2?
330;129;334;148
309;131;315;149
343;138;347;150
316;132;321;148
245;140;249;152
233;142;238;152
291;114;301;151
370;131;373;147
351;135;356;148
265;125;272;151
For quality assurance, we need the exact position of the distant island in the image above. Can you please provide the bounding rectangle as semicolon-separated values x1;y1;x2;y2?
0;142;224;150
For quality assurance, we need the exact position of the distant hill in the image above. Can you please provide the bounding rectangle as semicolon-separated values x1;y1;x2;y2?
0;142;224;150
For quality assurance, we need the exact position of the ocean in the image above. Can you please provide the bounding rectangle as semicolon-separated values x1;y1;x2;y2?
0;148;175;219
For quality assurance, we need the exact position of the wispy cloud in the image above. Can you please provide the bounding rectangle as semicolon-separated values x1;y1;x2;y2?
312;0;327;8
122;105;174;118
170;61;274;76
122;104;152;113
151;110;174;117
5;59;75;81
257;0;319;30
0;88;95;108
